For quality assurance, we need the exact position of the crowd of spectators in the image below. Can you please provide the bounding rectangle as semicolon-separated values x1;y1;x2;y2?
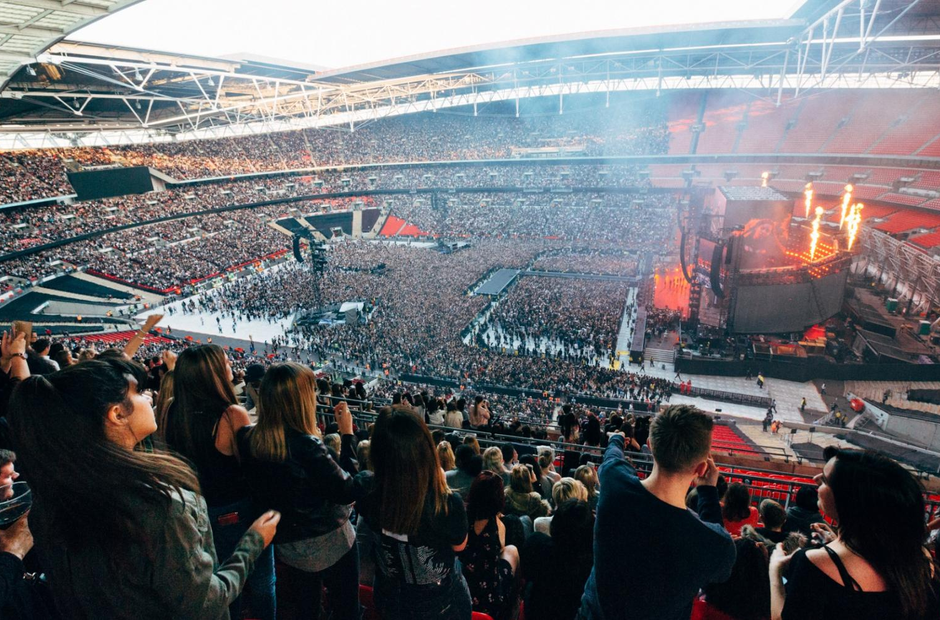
0;107;670;204
475;277;630;363
530;249;639;276
0;164;669;265
1;336;937;620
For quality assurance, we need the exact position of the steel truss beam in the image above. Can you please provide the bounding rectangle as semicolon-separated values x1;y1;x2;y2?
2;18;940;142
858;229;940;313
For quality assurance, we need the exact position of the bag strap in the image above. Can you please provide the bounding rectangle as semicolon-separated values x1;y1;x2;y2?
823;545;862;592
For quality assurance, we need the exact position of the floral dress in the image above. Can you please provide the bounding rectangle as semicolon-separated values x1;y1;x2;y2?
460;518;515;619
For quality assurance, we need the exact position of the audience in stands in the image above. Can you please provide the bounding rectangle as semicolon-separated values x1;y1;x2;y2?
703;537;771;620
505;464;551;521
523;499;596;620
447;444;483;500
756;499;789;545
579;404;735;620
785;486;826;537
534;477;588;535
358;407;471;620
238;363;367;620
161;345;277;620
723;483;761;537
7;358;280;618
770;449;940;620
461;471;519;620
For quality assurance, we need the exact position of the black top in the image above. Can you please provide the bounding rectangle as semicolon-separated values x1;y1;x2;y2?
756;527;789;544
237;428;368;544
195;438;245;508
782;546;940;620
359;485;467;587
579;435;736;620
523;533;592;620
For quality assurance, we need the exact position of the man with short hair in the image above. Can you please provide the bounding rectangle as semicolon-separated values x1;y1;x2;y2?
755;499;788;544
0;450;18;500
579;405;735;620
26;340;57;375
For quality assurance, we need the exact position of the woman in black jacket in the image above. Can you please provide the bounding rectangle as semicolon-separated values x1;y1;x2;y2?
238;363;368;620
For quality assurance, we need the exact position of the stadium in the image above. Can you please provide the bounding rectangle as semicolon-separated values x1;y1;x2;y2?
0;0;939;618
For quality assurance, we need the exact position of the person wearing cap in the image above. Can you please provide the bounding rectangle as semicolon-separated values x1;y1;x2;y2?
244;364;266;413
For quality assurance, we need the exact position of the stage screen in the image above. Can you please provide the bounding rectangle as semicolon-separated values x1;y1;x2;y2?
731;269;848;334
715;187;792;270
66;166;154;201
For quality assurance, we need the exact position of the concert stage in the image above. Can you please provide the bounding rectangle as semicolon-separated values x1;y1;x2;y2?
688;186;854;335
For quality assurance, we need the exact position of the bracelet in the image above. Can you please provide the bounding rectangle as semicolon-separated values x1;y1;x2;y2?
10;353;26;360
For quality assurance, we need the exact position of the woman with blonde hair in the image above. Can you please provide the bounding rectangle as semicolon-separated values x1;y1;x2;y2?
505;464;551;521
574;464;600;512
237;362;367;620
358;439;373;472
359;407;471;619
438;440;456;472
534;478;587;535
482;446;510;484
162;344;276;620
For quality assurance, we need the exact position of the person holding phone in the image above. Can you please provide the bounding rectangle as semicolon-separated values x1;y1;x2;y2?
7;358;279;619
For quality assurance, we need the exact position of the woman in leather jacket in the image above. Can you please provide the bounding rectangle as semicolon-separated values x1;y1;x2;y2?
238;363;369;620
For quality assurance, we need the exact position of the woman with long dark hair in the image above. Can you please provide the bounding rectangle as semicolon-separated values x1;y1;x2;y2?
461;471;519;620
722;482;759;537
358;407;471;619
769;449;940;620
8;358;279;619
238;363;367;620
161;344;276;620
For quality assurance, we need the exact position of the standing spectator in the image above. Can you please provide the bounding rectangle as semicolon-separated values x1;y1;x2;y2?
703;538;771;620
446;445;483;500
444;401;464;428
534;478;587;535
574;464;600;512
786;487;826;537
468;396;491;429
536;446;561;485
161;344;276;620
237;363;367;620
482;446;510;485
25;340;56;376
461;471;519;620
505;464;551;521
769;449;940;620
578;405;735;620
723;483;760;537
358;407;471;620
0;449;18;500
755;499;789;545
522;500;595;620
438;441;456;472
8;358;279;619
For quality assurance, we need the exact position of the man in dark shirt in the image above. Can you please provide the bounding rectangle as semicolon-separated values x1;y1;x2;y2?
579;405;736;620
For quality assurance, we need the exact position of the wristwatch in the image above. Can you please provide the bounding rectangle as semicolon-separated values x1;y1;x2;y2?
10;352;27;360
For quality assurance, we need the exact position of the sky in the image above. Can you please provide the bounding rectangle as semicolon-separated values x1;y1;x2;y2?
69;0;806;70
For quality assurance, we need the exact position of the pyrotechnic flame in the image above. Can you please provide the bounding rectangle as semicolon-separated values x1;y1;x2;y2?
761;171;769;187
839;184;853;230
804;183;814;218
847;203;863;250
810;206;823;260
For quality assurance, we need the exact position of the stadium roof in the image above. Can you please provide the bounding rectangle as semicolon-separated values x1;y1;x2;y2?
0;0;144;87
0;0;939;145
